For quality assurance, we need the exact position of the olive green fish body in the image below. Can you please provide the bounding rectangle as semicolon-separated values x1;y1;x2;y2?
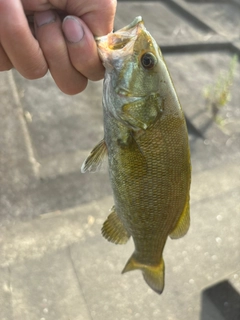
105;101;190;260
82;17;191;294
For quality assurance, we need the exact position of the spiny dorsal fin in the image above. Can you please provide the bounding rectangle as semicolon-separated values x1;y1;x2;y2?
102;206;130;244
169;199;190;239
81;139;107;173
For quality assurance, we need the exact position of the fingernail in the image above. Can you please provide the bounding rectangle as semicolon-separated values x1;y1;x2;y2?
35;10;56;27
63;16;84;43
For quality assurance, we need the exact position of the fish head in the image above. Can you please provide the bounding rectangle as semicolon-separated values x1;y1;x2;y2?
96;17;172;129
96;16;163;98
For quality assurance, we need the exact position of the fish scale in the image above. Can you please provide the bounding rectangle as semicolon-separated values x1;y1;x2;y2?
82;16;191;294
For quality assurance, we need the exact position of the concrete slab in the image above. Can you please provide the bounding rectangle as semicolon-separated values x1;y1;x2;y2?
9;249;91;320
0;266;13;320
177;0;240;41
0;1;240;319
115;1;222;47
0;196;111;267
0;155;239;319
12;70;104;177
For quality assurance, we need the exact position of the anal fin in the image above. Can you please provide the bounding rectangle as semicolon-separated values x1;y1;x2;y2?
81;139;107;173
169;199;190;239
102;206;130;244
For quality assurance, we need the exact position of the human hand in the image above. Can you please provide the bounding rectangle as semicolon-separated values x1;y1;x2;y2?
0;0;116;94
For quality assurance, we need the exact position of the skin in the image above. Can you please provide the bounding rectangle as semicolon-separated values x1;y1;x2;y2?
0;0;117;94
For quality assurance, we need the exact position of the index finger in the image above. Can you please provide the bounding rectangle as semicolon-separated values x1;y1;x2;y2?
22;0;117;36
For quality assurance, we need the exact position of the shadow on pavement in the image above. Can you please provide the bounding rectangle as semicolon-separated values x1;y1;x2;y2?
201;280;240;320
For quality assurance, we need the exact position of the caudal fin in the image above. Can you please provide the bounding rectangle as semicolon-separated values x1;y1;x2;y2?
122;254;165;294
142;259;165;294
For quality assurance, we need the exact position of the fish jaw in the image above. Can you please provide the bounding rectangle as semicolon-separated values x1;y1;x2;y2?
95;16;144;67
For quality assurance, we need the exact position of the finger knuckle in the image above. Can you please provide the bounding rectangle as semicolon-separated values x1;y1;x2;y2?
23;64;48;80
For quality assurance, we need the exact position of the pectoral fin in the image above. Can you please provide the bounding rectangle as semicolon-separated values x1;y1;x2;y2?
81;139;107;173
102;206;130;244
169;199;190;239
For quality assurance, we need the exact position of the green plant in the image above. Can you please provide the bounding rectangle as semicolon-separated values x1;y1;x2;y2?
203;54;238;124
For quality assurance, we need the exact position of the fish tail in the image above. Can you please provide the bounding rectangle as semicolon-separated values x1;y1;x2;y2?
122;254;165;294
142;259;165;294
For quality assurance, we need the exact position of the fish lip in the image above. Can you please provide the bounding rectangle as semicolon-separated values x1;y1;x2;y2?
95;16;145;58
111;16;143;33
95;16;143;43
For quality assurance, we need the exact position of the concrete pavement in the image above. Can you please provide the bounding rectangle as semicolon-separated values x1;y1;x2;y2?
0;1;240;319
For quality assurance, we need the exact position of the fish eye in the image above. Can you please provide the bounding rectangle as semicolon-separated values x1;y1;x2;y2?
141;52;157;69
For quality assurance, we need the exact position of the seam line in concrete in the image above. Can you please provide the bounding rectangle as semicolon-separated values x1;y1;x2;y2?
67;246;93;320
7;71;40;178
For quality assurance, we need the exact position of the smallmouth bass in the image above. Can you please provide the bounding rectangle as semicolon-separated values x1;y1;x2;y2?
82;16;191;294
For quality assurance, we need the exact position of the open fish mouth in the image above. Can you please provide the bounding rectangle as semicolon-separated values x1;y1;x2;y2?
95;16;145;60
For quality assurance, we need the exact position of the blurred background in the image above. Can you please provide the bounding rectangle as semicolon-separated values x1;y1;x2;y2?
0;0;240;319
